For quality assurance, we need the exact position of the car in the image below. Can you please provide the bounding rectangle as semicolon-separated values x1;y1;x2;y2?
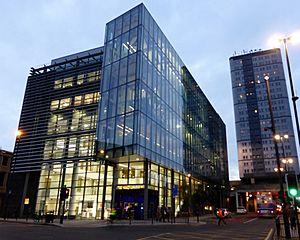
236;206;247;214
217;208;232;218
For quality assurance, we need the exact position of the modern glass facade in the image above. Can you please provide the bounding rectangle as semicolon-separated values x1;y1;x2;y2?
96;4;228;219
10;4;228;220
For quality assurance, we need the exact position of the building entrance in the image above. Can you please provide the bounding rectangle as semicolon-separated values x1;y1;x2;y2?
115;189;158;220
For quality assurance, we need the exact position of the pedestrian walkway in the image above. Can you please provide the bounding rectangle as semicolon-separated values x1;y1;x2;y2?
0;215;211;228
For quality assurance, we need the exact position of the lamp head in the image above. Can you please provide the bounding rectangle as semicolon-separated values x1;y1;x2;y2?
290;31;300;45
16;130;22;139
268;34;283;48
274;134;281;141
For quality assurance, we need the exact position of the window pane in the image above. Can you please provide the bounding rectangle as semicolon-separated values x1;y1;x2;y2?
106;118;115;149
107;88;117;118
139;114;146;147
143;30;148;56
124;113;134;145
114;115;124;147
100;92;109;120
110;62;119;89
54;138;65;158
60;98;71;109
102;65;111;92
130;7;139;29
84;93;94;104
129;28;138;54
119;58;127;85
106;21;115;42
117;85;126;115
148;37;153;62
54;80;62;89
50;100;59;111
122;12;130;33
114;17;122;37
74;95;82;106
121;32;129;58
104;40;113;65
68;138;77;157
128;54;136;82
112;36;121;62
126;82;135;113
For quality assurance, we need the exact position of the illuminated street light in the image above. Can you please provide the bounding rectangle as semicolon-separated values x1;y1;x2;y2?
269;33;300;148
282;158;293;165
274;167;284;172
16;130;22;139
274;134;289;141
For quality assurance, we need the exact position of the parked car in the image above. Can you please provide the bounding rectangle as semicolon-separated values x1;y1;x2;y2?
236;206;247;214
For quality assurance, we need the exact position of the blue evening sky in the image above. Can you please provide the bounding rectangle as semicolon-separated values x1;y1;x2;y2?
1;0;300;180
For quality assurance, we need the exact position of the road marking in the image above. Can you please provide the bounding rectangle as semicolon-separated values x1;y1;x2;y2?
264;228;274;240
136;233;172;240
243;218;258;224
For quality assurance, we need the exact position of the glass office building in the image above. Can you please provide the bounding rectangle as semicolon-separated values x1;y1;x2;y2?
96;4;228;219
10;4;228;220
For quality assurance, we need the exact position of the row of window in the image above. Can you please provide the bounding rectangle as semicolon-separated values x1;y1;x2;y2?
54;70;101;89
47;110;98;134
50;92;100;110
43;134;95;159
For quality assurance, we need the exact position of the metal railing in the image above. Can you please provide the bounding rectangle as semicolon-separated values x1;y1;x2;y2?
275;215;300;239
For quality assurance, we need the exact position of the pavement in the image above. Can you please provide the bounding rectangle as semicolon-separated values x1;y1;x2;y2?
0;215;212;228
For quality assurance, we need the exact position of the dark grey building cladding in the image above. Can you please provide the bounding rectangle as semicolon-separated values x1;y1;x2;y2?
230;48;299;179
241;55;265;174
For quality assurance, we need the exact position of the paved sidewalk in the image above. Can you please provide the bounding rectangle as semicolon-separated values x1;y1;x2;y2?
0;215;212;228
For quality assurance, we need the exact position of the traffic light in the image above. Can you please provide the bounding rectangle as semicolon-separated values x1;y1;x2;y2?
285;174;299;197
60;187;70;200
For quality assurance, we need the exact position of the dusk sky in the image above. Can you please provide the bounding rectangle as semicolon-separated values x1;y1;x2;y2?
1;0;300;180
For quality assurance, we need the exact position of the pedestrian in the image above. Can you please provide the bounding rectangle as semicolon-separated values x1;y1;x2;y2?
289;207;296;230
156;207;160;222
217;208;226;226
160;205;166;222
109;208;116;223
166;207;170;222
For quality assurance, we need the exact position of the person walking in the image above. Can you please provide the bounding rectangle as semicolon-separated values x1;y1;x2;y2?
217;208;226;226
289;207;297;230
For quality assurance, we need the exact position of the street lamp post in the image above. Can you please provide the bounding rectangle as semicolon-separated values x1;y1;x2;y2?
264;75;291;238
281;37;300;147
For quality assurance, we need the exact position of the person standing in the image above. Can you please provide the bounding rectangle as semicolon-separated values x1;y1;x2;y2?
160;205;166;222
217;209;226;226
289;207;297;230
